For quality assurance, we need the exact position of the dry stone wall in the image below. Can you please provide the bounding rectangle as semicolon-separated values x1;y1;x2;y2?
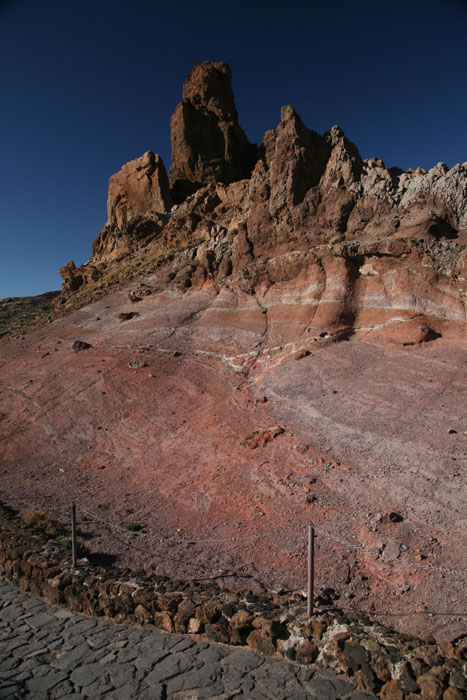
0;503;465;699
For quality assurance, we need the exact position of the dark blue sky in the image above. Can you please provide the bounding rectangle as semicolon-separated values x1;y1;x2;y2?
1;0;466;298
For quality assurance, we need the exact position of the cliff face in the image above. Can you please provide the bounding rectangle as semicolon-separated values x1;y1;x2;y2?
57;61;467;345
169;61;257;202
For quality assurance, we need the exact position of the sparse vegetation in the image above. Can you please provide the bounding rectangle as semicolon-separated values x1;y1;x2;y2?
0;291;59;337
57;243;193;314
22;509;88;556
55;534;89;557
22;508;67;538
123;521;143;532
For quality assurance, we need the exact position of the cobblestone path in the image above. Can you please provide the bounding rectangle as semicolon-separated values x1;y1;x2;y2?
0;578;373;700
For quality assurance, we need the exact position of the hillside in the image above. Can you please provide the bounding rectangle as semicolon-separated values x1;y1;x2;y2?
0;291;59;337
0;62;465;645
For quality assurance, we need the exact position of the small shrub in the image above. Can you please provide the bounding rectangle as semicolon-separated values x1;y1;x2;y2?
55;535;89;557
123;521;143;532
22;509;67;538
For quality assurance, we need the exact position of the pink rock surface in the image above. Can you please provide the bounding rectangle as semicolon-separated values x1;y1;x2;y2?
1;278;465;642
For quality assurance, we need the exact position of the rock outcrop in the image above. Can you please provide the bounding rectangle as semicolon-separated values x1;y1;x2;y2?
54;61;467;348
169;61;257;202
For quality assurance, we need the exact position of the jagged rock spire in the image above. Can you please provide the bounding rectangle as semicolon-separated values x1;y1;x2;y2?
169;61;257;203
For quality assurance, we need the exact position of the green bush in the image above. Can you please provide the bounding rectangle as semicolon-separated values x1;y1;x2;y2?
123;521;143;532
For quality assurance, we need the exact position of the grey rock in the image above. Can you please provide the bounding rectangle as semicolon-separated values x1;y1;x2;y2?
26;671;68;694
134;649;169;671
253;659;297;681
305;678;338;700
255;679;288;700
135;684;166;700
143;651;193;684
169;637;196;653
166;664;220;693
222;649;264;671
115;646;138;663
0;684;24;700
49;680;74;698
25;612;59;629
106;682;142;700
107;662;135;688
197;646;228;663
69;662;108;687
222;664;245;692
53;643;95;670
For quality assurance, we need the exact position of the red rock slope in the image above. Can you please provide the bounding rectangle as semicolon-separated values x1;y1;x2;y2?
1;62;466;643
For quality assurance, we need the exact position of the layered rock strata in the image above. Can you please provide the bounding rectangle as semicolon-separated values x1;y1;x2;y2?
57;61;466;347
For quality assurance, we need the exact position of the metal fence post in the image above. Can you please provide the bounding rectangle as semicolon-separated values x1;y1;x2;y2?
307;524;315;617
71;503;77;568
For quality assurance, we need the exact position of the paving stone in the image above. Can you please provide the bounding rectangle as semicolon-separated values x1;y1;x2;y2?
136;684;166;700
196;646;228;664
170;637;196;653
139;632;169;651
69;618;97;633
51;608;74;620
222;664;245;692
0;683;24;700
48;680;74;698
69;662;108;687
255;678;288;699
144;651;193;684
107;662;135;688
240;675;255;692
97;650;118;664
252;659;297;681
167;664;220;693
81;679;114;697
0;577;364;700
0;605;24;622
197;681;225;698
0;656;20;672
26;671;68;694
107;681;143;699
222;649;264;672
116;645;138;662
52;643;96;670
25;612;59;629
305;678;338;700
284;680;308;700
134;649;169;671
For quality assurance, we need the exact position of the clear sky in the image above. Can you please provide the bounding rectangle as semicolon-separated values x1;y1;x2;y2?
1;0;466;298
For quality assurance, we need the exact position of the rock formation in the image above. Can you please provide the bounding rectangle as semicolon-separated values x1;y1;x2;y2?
55;60;466;347
3;62;467;647
169;61;257;202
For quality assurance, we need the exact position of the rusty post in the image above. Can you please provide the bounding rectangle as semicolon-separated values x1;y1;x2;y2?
307;524;315;617
71;503;77;568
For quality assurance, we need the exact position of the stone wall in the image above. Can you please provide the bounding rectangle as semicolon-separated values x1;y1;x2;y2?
0;503;465;699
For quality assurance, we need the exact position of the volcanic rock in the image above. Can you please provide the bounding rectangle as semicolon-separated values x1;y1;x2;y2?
2;61;467;646
90;151;172;263
169;61;257;202
72;340;92;352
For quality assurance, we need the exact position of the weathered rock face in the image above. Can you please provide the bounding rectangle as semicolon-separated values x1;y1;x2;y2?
55;61;466;349
169;61;256;202
107;151;172;228
89;151;172;264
